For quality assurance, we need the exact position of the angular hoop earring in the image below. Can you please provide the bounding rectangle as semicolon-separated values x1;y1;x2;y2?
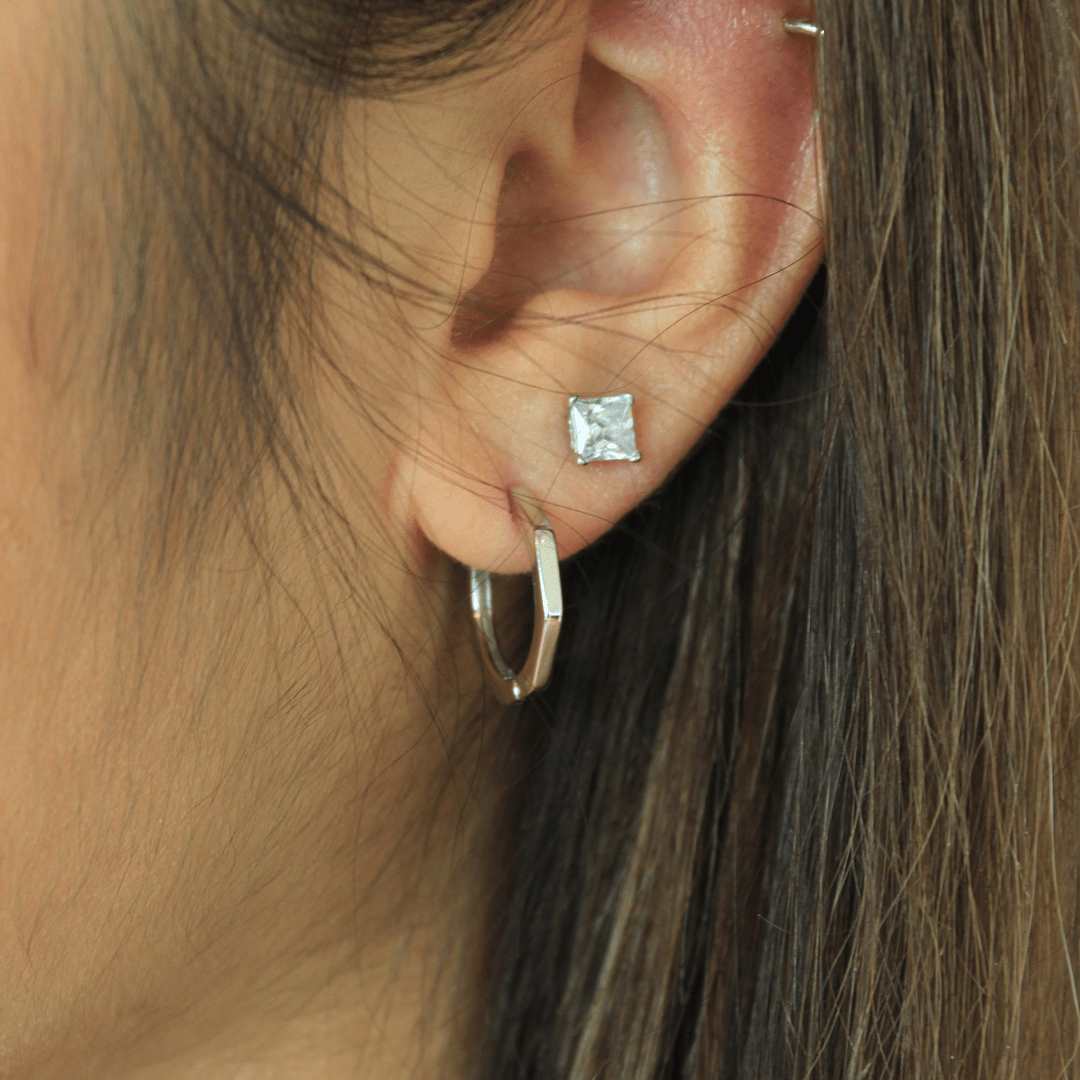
468;491;563;705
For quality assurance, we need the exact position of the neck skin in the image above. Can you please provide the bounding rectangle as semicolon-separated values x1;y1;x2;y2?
103;612;512;1080
8;511;519;1079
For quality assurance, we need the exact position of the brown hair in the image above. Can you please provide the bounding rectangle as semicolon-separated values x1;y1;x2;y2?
101;1;1080;1076
478;3;1080;1077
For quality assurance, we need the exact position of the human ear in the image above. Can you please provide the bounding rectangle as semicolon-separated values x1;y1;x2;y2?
343;0;822;574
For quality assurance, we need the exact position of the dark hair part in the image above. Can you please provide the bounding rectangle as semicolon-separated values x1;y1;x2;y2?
99;0;1080;1076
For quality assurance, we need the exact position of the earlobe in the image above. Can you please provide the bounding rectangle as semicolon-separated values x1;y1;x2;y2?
375;0;823;576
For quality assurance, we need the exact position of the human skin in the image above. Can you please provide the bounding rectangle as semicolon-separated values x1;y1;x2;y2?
0;0;820;1075
0;7;504;1077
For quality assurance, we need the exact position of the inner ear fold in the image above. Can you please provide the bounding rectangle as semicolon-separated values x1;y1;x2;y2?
450;51;686;348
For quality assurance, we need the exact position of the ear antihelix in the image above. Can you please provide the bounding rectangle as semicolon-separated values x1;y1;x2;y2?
450;53;684;348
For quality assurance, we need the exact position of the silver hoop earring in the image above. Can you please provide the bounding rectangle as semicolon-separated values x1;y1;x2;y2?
468;491;563;705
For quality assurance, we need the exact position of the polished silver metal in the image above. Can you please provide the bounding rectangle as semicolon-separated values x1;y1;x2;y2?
469;492;563;705
782;16;822;37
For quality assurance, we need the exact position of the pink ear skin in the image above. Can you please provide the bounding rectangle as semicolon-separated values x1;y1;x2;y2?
588;0;816;194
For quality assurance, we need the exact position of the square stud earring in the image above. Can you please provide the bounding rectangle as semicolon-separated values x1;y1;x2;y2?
567;393;642;465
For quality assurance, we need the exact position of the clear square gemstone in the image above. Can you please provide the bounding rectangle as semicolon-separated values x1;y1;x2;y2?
567;393;641;465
